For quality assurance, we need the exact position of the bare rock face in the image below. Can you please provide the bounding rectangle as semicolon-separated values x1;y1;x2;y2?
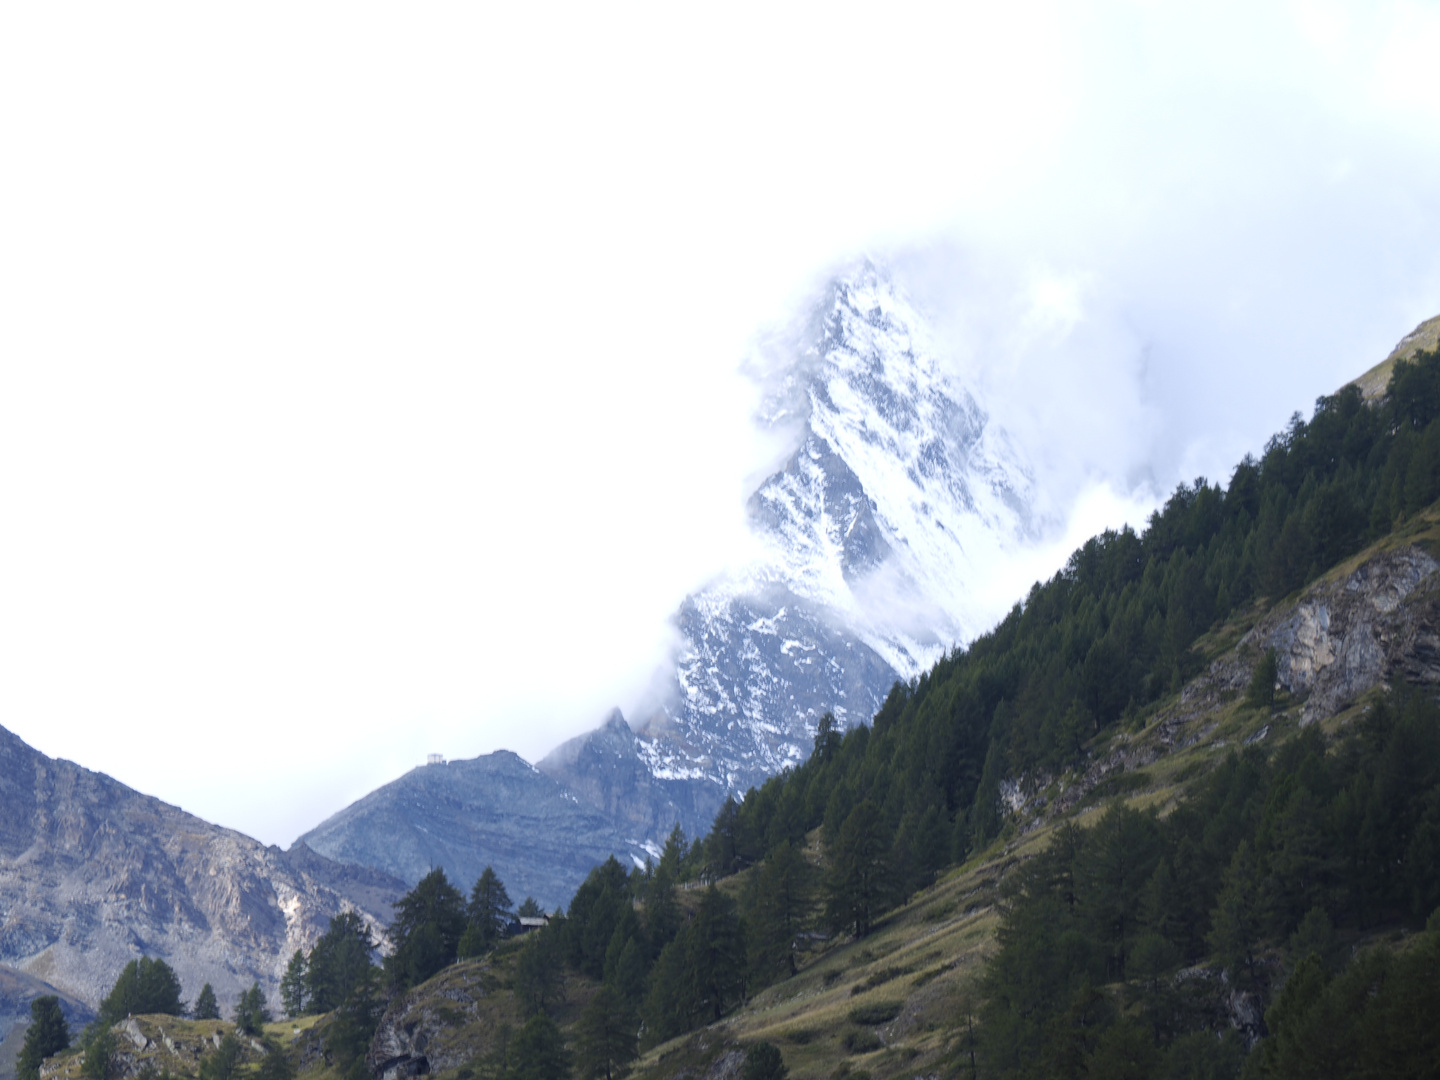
367;963;503;1080
1048;542;1440;819
1266;545;1440;722
300;751;651;914
0;724;405;1009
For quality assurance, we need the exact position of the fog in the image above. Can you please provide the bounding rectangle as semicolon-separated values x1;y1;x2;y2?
1;2;1438;845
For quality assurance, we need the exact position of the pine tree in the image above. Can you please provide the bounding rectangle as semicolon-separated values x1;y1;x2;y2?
503;1012;571;1080
81;1026;115;1080
279;951;307;1018
306;911;376;1013
193;983;220;1021
1207;840;1265;988
1246;648;1278;710
514;924;566;1014
198;1032;244;1080
98;957;185;1023
687;886;747;1025
386;868;467;988
233;982;271;1035
573;985;636;1080
825;800;890;938
17;996;69;1080
461;866;514;958
256;1038;296;1080
1075;802;1162;979
325;966;383;1080
741;1042;788;1080
747;841;810;986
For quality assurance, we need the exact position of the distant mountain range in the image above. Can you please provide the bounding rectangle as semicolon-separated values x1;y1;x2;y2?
0;722;404;1019
302;261;1039;905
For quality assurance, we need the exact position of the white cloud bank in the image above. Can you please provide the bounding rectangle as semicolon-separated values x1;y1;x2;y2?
0;1;1437;844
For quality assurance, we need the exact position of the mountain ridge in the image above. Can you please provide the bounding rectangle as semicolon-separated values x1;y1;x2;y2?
0;722;404;1011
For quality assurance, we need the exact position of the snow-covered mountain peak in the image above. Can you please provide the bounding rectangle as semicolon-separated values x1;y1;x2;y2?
545;260;1042;840
741;261;1036;669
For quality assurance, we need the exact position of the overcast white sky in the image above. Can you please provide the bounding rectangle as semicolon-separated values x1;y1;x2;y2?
2;1;1439;847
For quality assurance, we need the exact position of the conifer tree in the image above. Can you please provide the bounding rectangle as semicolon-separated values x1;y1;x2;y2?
460;866;514;958
98;957;185;1023
256;1038;296;1080
306;911;376;1013
233;982;271;1035
198;1032;243;1080
514;923;566;1014
192;983;220;1021
386;868;467;989
17;996;69;1080
741;1042;788;1080
825;800;890;938
504;1012;571;1080
81;1026;115;1080
279;951;307;1018
1208;840;1266;988
747;840;810;985
324;966;383;1080
686;886;746;1025
573;985;636;1080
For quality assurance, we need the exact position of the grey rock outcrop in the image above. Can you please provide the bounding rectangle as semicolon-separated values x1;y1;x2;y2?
0;723;404;1009
299;750;651;912
1266;545;1440;723
366;962;501;1080
1049;542;1440;818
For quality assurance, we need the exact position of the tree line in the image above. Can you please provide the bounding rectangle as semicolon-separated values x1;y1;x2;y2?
682;347;1440;927
980;687;1440;1077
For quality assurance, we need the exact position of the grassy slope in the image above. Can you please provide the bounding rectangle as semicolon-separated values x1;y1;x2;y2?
1349;313;1440;402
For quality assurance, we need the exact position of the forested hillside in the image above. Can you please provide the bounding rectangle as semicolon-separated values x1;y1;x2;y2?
695;347;1440;892
30;347;1440;1080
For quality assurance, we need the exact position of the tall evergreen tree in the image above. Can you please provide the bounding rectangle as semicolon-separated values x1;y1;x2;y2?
17;996;69;1080
386;868;467;989
198;1032;244;1080
747;840;811;985
233;982;271;1035
81;1026;115;1080
279;951;307;1018
503;1012;571;1080
686;886;747;1026
460;866;514;958
325;966;383;1080
825;800;890;938
192;983;220;1021
1208;840;1265;989
98;957;185;1023
514;922;567;1015
573;985;636;1080
306;911;376;1013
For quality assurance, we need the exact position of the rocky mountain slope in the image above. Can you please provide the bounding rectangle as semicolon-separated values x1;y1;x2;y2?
0;724;405;1010
542;261;1036;838
300;262;1037;896
298;751;653;913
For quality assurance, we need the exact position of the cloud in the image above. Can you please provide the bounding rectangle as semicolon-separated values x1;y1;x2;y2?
0;2;1437;844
